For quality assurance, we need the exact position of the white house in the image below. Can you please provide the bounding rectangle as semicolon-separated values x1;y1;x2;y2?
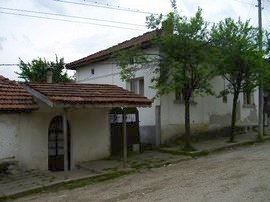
0;75;151;171
66;31;259;144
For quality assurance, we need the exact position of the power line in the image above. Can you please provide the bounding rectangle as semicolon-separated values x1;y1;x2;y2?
0;64;19;66
80;0;157;15
53;0;157;15
232;0;256;5
0;6;145;27
0;11;147;31
246;0;255;19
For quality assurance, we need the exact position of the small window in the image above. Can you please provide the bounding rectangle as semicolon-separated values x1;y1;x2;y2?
175;89;184;103
130;79;137;94
129;57;135;65
175;89;195;104
222;95;227;103
243;91;254;105
139;79;144;96
129;77;144;96
91;69;95;75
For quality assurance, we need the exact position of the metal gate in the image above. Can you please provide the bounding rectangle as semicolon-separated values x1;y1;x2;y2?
48;116;71;171
109;108;140;156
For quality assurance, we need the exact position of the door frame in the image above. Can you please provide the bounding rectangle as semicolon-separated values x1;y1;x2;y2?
48;115;71;171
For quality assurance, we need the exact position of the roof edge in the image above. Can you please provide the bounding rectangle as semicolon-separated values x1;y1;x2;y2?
66;30;159;70
22;84;54;107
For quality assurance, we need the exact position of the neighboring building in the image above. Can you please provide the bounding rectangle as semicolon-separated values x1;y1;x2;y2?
0;75;151;171
66;31;259;144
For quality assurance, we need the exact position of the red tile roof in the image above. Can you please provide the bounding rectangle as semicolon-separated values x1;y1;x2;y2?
28;83;152;107
66;30;159;70
0;76;38;112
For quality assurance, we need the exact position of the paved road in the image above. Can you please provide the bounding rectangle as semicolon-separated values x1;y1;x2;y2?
17;142;270;202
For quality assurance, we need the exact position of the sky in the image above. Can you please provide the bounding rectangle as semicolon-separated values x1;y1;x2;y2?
0;0;269;80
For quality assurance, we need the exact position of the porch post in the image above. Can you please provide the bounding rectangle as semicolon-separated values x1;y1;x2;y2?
122;109;127;168
62;108;68;172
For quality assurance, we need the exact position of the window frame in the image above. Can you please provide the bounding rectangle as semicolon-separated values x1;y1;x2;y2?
128;77;144;96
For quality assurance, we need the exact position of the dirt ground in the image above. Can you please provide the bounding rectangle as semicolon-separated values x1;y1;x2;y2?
15;142;270;202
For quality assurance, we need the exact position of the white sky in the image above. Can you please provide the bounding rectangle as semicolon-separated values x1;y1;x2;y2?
0;0;269;80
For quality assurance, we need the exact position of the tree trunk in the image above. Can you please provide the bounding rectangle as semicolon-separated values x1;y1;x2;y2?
184;98;193;150
230;91;239;142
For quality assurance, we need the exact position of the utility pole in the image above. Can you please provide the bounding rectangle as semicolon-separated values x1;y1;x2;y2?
257;0;264;141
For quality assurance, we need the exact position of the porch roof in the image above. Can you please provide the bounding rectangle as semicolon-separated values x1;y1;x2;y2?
0;76;38;112
25;83;152;108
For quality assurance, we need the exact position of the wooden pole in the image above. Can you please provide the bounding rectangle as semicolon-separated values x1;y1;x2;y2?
122;109;127;168
63;108;68;171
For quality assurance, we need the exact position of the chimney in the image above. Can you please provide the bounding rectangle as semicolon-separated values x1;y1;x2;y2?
46;67;53;83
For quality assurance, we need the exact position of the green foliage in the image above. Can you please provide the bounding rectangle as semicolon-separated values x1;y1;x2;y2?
117;3;215;149
211;18;265;95
118;8;215;100
211;18;269;141
117;46;151;81
16;56;72;83
261;32;270;92
151;8;215;99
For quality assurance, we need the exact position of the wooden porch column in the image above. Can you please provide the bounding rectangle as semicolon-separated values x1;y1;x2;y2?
122;109;127;168
62;108;68;172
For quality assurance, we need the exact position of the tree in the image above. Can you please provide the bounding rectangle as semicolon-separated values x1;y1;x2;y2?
16;56;72;83
211;18;267;142
117;4;215;150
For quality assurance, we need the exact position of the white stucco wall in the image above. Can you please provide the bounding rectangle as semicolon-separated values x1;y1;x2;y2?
0;104;111;170
75;48;259;143
69;108;110;166
160;76;259;142
76;48;159;143
0;113;20;161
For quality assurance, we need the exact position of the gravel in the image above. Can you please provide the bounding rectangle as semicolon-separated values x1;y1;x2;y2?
16;142;270;202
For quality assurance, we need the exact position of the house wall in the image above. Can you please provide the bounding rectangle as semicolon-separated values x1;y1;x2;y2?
0;104;111;170
160;77;259;142
76;47;160;144
0;113;20;161
68;108;110;167
75;48;259;144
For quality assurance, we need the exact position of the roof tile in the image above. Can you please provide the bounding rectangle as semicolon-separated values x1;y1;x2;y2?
28;83;152;107
0;76;38;112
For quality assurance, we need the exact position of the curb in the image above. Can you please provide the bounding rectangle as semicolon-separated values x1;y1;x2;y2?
0;170;131;201
158;136;270;157
206;136;270;154
0;157;191;201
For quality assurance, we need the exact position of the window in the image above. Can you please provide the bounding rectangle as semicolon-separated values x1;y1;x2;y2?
222;95;227;103
243;91;254;105
129;78;144;96
91;69;95;75
175;89;195;104
175;89;184;103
